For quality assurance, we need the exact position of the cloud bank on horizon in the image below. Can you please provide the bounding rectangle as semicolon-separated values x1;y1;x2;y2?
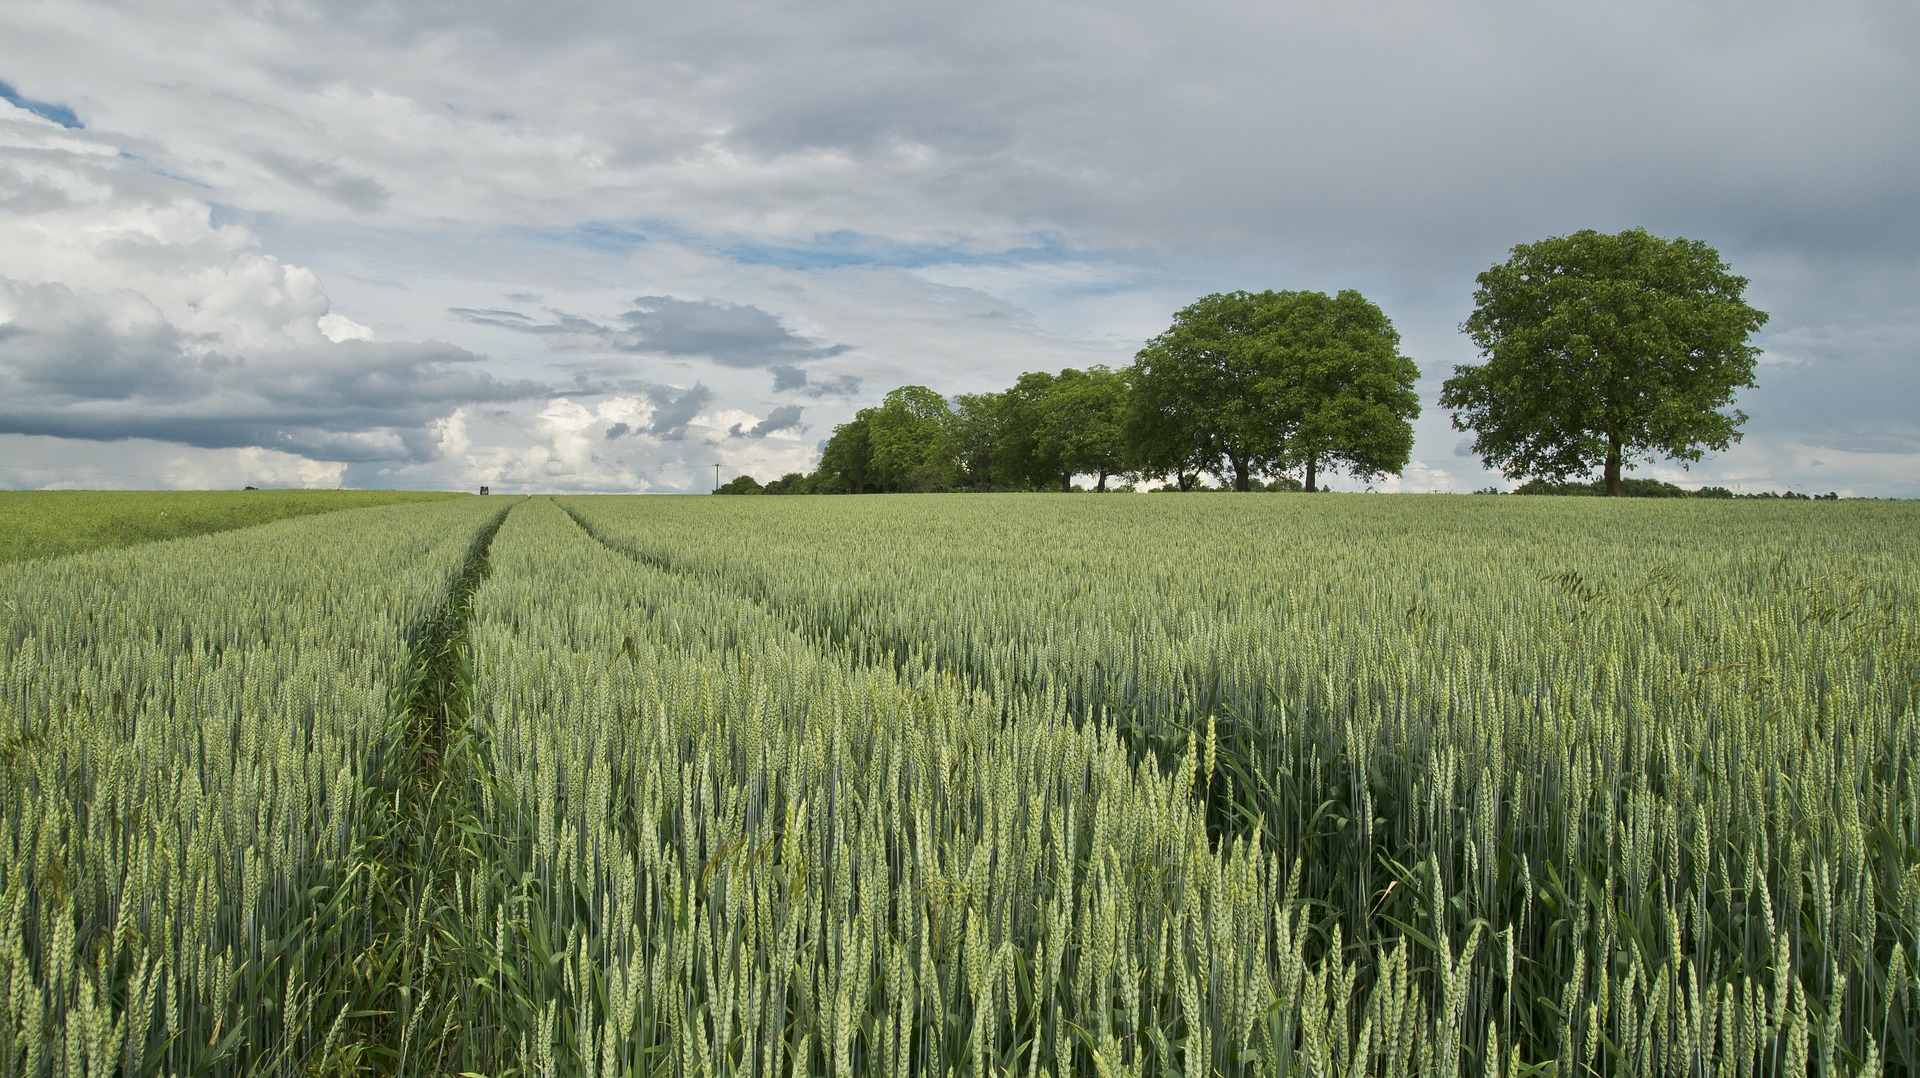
0;0;1914;494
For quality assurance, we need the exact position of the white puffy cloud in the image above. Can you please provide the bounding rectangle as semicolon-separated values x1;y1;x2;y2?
160;446;348;490
1372;459;1475;495
0;276;542;459
318;312;376;342
0;89;547;475
0;433;346;489
0;111;335;351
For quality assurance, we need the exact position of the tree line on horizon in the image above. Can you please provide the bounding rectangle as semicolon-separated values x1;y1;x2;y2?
720;228;1772;496
726;288;1422;495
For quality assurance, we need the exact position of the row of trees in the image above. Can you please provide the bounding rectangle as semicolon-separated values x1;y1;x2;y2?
723;289;1422;495
723;228;1772;497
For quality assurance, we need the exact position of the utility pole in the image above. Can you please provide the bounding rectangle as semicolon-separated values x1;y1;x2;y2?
712;463;722;492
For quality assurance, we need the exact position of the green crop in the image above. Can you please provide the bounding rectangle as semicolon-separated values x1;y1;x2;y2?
0;498;504;1076
0;489;465;565
555;493;1920;1076
1;492;1914;1076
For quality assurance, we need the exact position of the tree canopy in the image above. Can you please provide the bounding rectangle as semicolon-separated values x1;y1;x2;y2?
1440;228;1768;495
1130;292;1277;491
946;369;1130;492
867;385;957;492
815;386;958;493
815;407;873;493
1035;367;1130;491
996;371;1062;490
1130;290;1419;491
949;391;1007;492
1264;290;1420;490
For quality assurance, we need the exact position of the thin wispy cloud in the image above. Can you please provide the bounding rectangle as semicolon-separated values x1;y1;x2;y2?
770;364;862;398
255;151;391;214
451;297;851;369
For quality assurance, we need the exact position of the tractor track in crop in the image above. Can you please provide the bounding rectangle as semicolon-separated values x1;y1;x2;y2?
333;497;517;1075
551;497;1265;844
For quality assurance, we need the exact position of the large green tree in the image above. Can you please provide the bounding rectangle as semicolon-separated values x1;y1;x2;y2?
951;369;1132;492
867;385;957;492
816;408;874;493
993;371;1062;490
1265;290;1420;491
949;391;1007;492
1124;367;1216;491
1130;290;1419;491
1129;292;1278;491
1441;227;1768;496
1035;366;1130;491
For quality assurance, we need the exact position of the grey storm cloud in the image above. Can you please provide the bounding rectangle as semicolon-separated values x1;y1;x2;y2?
730;405;804;439
452;297;851;369
0;279;545;462
769;364;862;398
1742;352;1920;456
273;0;1919;259
604;382;714;442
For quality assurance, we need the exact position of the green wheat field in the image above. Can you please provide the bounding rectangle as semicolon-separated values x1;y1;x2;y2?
2;492;1915;1077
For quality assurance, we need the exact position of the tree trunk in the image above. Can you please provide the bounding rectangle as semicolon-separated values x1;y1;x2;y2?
1304;453;1318;493
1096;470;1109;493
1060;471;1072;492
1604;435;1625;496
1231;456;1250;492
1177;471;1197;492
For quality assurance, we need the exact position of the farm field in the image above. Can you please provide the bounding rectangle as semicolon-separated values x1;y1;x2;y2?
0;489;467;565
1;492;1915;1076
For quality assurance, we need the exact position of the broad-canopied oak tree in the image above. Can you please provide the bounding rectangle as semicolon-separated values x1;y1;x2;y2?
1130;290;1418;491
1441;228;1768;496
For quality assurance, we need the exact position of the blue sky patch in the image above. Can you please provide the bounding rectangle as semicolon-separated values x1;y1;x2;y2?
566;221;650;255
723;230;1079;271
0;79;82;129
522;219;1089;274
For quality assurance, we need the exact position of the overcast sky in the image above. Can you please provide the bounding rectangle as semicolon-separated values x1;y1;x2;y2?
1;0;1915;494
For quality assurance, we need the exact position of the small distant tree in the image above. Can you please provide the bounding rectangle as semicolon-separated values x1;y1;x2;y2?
1441;228;1768;496
713;474;763;494
761;472;816;494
